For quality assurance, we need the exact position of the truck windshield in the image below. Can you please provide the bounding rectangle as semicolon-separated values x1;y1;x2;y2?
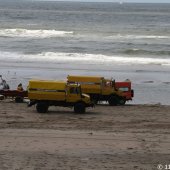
118;87;129;92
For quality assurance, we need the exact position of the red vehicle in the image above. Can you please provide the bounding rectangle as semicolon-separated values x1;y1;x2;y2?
115;81;134;102
0;90;28;102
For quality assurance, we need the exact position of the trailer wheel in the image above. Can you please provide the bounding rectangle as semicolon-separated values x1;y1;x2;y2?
0;95;5;100
74;102;85;113
15;96;24;103
108;95;119;106
36;102;49;113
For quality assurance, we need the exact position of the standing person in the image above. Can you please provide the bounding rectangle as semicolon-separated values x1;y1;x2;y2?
0;75;3;84
0;75;3;90
2;80;10;90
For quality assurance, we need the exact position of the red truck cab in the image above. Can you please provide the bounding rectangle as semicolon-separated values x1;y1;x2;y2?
115;81;134;101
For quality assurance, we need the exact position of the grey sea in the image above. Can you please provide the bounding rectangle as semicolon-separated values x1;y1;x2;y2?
0;0;170;104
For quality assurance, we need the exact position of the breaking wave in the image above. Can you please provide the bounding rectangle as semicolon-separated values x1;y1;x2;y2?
0;51;170;66
108;34;170;39
0;29;169;40
0;29;73;38
124;49;170;56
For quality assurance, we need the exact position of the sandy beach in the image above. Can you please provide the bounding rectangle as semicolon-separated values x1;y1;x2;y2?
0;100;170;170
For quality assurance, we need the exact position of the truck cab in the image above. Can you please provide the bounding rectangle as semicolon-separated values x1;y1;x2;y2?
115;81;134;101
66;84;90;104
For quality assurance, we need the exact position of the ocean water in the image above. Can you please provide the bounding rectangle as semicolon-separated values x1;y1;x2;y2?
0;0;170;104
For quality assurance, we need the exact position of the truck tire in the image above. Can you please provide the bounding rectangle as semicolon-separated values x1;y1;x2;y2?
108;95;119;106
36;102;48;113
74;102;85;113
119;97;126;105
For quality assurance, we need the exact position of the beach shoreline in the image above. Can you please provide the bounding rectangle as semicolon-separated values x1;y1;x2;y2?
1;62;170;105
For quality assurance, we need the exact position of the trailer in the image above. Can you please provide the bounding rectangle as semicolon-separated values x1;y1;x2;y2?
0;90;28;102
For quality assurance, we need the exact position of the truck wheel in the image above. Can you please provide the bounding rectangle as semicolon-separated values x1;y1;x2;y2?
36;102;48;113
74;102;85;113
15;96;24;103
119;97;126;105
108;95;118;106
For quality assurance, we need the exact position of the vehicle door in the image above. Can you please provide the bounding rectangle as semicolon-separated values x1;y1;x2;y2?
66;86;81;103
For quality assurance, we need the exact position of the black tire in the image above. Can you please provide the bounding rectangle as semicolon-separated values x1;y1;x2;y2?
0;95;5;100
74;102;85;113
108;95;119;106
36;102;49;113
119;97;126;105
15;96;24;103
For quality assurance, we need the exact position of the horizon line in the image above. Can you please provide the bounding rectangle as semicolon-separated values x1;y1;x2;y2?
27;0;170;3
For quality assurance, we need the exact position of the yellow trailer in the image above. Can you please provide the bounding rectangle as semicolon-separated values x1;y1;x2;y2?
28;80;93;113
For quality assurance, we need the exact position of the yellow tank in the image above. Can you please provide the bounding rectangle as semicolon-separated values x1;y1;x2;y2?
68;75;104;94
28;80;66;101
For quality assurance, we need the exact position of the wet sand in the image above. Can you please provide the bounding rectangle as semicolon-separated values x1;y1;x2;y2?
0;100;170;170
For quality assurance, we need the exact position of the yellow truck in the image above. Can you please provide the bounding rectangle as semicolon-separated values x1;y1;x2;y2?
27;80;93;113
67;75;126;105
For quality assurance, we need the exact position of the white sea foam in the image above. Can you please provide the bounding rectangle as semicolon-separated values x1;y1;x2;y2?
0;51;170;66
0;29;73;38
0;29;168;40
108;34;170;39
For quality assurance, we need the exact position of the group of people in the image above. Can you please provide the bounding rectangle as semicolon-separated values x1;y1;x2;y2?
0;75;10;90
0;75;23;91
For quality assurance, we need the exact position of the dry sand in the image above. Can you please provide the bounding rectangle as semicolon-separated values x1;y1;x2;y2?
0;100;170;170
